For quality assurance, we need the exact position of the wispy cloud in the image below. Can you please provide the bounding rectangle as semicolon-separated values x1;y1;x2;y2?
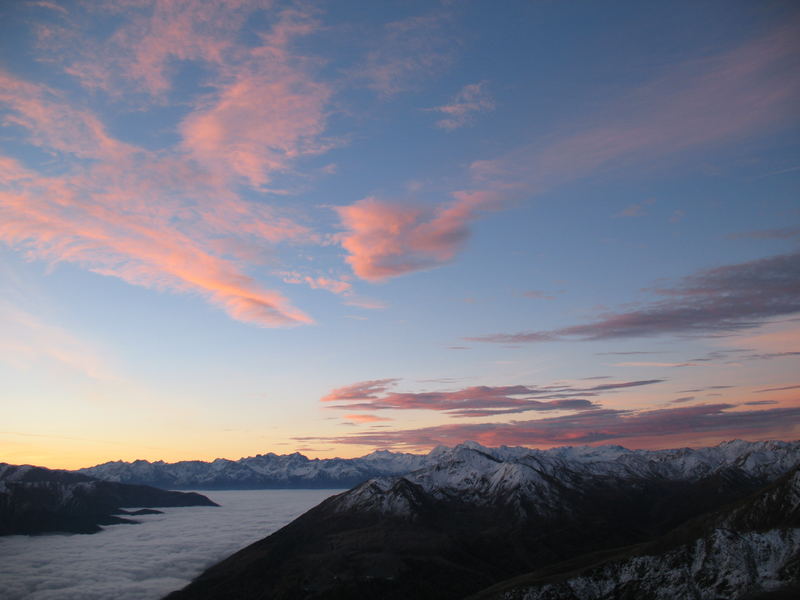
28;1;68;15
321;378;662;418
0;5;336;328
615;198;655;218
280;271;353;296
0;301;115;380
339;19;800;283
756;384;800;394
469;251;800;343
179;9;333;188
0;151;313;327
58;0;262;98
521;290;556;300
726;227;800;240
670;396;695;404
533;20;800;181
343;414;393;423
427;81;494;130
354;14;454;96
615;361;701;368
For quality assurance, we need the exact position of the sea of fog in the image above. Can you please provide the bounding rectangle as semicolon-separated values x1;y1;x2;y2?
0;489;341;600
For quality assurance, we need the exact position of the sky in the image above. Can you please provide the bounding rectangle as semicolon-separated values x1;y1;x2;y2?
0;0;798;470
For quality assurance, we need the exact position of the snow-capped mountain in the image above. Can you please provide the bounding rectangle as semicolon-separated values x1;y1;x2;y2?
0;463;217;535
165;440;800;600
77;449;429;489
332;439;800;517
79;439;798;491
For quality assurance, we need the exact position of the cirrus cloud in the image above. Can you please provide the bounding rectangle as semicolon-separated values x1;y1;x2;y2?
427;81;495;130
0;3;336;328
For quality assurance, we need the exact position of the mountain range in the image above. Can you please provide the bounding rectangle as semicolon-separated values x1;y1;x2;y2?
164;439;800;599
79;439;799;490
78;449;427;489
0;463;217;535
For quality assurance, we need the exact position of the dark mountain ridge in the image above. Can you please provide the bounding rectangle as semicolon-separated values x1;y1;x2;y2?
0;463;218;535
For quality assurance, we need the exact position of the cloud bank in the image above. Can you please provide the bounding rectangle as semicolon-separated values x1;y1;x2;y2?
300;404;800;451
470;251;800;343
322;378;663;418
0;489;336;600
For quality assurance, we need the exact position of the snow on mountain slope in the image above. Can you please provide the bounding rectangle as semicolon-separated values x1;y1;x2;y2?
337;440;800;518
163;443;799;600
484;468;800;600
77;450;430;489
77;439;800;492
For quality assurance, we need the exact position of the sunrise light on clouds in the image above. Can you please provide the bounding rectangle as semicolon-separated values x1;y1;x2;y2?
1;0;798;469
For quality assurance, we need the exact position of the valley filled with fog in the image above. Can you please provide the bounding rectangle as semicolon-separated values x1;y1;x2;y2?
0;489;340;600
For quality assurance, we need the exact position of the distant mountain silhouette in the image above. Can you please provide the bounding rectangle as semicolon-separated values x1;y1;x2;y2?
0;463;217;535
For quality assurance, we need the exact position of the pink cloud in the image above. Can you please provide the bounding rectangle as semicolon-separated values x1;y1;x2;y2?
281;272;353;296
335;189;504;281
321;378;662;418
31;3;333;190
0;71;133;161
0;69;316;327
343;414;393;423
299;404;800;452
334;17;799;284
60;0;260;96
0;174;312;327
0;3;349;328
177;10;333;187
322;379;400;404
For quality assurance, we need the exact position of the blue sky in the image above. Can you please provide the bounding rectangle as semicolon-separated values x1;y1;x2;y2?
1;0;798;468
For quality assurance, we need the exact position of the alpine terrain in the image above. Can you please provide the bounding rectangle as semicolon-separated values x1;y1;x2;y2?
78;450;428;489
164;439;800;599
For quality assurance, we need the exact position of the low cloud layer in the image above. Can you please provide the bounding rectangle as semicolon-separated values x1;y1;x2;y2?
0;489;336;600
322;378;663;417
469;251;800;343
